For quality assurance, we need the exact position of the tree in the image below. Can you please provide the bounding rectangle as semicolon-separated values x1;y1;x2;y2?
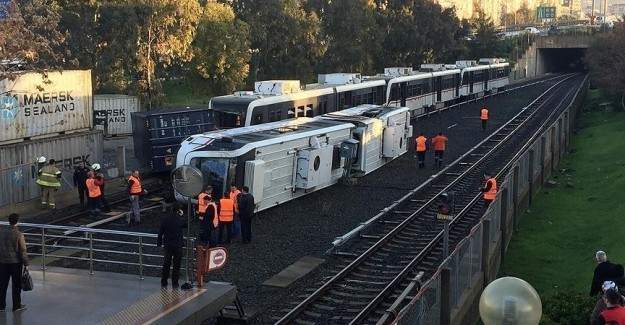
0;0;69;79
516;2;533;25
134;0;201;108
320;0;379;74
586;23;625;109
468;6;501;59
57;0;99;70
189;1;251;95
232;0;324;82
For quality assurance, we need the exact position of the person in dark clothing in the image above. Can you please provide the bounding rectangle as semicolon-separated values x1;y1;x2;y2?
0;213;29;312
237;186;255;244
73;163;89;207
198;194;219;246
591;251;625;296
157;205;186;289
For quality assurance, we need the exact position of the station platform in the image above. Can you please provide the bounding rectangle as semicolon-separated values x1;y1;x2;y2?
0;267;237;325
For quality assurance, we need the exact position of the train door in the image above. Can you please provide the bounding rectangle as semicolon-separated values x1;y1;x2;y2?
469;71;474;94
376;85;385;105
436;76;442;102
455;74;460;98
400;83;407;107
485;68;490;90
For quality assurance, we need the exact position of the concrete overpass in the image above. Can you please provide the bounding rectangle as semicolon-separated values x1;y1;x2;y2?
513;34;593;79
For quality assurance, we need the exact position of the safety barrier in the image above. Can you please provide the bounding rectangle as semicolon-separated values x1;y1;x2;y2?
0;221;197;281
392;75;589;324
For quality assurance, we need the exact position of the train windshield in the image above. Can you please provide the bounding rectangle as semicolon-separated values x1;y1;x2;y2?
211;100;248;128
191;158;237;199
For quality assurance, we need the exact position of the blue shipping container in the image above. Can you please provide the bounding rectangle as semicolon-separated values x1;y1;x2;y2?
132;107;214;172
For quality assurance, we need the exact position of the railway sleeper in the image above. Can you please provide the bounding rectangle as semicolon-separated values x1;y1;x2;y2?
328;289;378;300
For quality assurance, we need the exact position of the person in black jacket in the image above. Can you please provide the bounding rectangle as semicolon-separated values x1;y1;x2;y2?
237;186;255;244
591;251;625;296
73;163;89;207
157;205;186;288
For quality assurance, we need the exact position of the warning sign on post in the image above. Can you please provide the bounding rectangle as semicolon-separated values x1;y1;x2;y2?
208;247;228;271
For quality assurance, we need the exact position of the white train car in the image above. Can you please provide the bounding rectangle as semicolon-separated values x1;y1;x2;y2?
176;105;411;212
459;59;510;97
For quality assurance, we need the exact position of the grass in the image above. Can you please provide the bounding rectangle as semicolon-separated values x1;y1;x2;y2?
500;88;625;322
161;79;213;107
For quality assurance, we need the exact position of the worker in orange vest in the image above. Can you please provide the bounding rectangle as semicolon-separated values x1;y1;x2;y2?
480;105;489;131
218;195;235;244
85;171;103;217
197;188;219;246
431;132;448;169
229;184;242;237
415;133;428;169
127;170;147;225
481;172;497;206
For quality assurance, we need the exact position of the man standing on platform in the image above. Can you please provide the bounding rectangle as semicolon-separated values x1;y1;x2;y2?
157;205;185;289
218;195;235;244
0;213;29;312
415;133;428;169
127;170;146;225
229;184;241;238
237;186;255;244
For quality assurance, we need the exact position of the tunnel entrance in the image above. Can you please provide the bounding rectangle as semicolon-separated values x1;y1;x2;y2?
538;48;587;73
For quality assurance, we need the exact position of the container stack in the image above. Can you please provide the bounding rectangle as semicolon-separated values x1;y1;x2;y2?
132;108;214;172
0;70;104;208
93;94;139;136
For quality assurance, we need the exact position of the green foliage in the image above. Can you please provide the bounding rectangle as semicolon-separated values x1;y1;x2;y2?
542;290;596;324
189;1;251;96
586;24;625;110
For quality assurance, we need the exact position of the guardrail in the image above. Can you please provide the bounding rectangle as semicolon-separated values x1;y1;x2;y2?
0;221;197;281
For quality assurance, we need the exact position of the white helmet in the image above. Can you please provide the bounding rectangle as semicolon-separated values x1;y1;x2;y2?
37;156;47;164
91;163;101;171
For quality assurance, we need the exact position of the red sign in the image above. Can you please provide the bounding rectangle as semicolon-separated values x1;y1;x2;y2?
208;247;228;271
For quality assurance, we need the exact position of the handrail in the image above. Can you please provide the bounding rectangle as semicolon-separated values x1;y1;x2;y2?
0;221;158;238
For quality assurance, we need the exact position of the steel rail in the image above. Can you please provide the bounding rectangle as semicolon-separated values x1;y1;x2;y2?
275;74;578;324
346;75;582;324
378;76;588;324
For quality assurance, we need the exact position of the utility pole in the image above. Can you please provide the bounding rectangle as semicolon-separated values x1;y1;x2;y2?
591;0;595;24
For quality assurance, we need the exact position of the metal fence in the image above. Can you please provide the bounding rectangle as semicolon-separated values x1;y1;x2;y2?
0;221;197;281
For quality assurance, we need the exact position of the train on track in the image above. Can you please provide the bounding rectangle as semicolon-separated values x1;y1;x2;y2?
176;104;412;210
210;58;510;128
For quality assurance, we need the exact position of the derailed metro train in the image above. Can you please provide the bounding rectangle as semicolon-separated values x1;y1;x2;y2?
209;58;510;129
176;105;412;210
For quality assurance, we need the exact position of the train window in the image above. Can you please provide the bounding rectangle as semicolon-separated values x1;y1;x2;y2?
252;113;264;125
368;92;374;103
288;108;295;118
306;104;313;117
297;106;305;117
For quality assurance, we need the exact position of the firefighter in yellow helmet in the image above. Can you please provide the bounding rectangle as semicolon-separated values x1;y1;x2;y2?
36;157;62;209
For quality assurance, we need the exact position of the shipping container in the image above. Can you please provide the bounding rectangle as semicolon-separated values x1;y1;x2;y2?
132;107;214;172
0;70;93;144
93;94;139;136
0;130;104;207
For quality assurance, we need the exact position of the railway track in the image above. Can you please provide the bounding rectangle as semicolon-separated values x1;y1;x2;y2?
272;73;584;324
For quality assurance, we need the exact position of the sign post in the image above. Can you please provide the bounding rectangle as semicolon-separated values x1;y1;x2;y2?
437;192;455;257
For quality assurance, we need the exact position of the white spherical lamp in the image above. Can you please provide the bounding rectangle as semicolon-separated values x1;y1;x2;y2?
479;277;542;325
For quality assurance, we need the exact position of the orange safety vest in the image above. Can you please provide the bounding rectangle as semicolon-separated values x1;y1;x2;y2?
480;108;489;120
197;193;210;214
86;179;101;198
230;190;241;212
432;135;448;151
128;175;142;195
415;136;427;152
219;198;234;222
483;178;497;200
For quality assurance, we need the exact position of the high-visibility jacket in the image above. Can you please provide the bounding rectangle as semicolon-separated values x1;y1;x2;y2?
128;175;142;195
480;108;489;121
432;135;448;151
86;178;102;198
197;193;210;214
601;306;625;324
36;165;61;188
209;203;219;228
483;178;497;200
219;198;234;222
229;190;241;212
415;136;427;152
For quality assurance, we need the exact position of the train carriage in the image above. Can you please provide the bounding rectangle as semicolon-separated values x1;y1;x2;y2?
176;105;411;211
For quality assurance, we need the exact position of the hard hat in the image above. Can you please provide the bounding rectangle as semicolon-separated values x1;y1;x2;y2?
91;163;101;171
37;156;47;163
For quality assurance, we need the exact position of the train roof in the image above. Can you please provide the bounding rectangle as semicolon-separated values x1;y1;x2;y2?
320;104;410;125
180;118;353;156
462;62;509;72
387;69;461;84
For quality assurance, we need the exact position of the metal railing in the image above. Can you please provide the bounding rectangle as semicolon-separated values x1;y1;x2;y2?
0;221;196;280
